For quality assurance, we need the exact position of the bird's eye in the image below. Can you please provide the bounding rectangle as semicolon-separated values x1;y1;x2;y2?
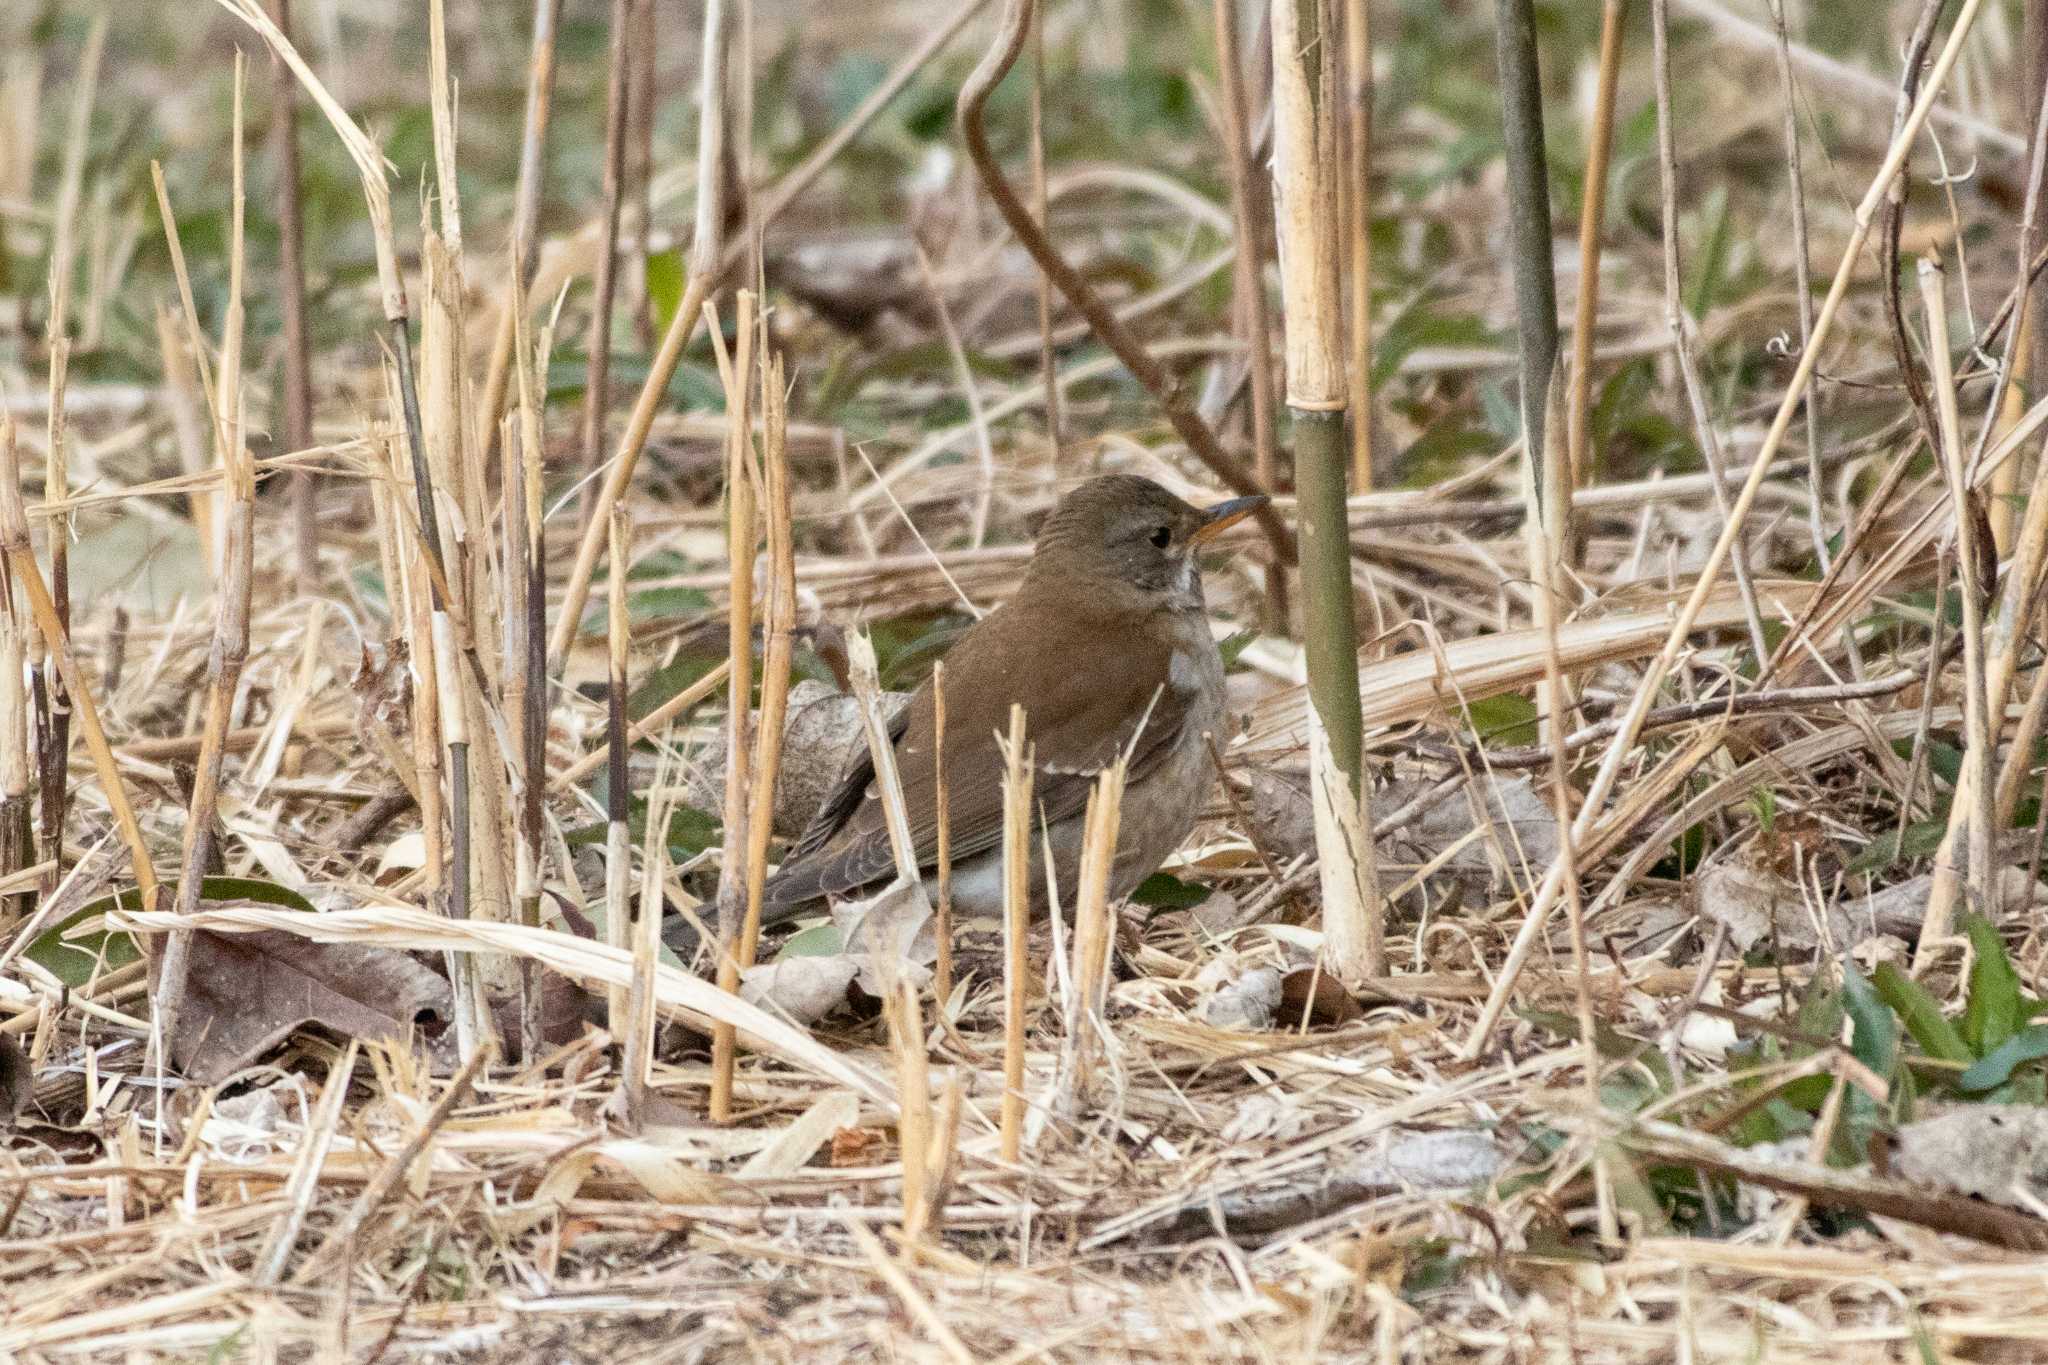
1149;525;1172;549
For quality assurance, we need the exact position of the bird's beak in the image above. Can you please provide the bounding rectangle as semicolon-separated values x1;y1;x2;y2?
1189;494;1269;547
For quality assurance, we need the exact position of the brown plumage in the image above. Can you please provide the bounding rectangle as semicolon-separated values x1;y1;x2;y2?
753;474;1265;929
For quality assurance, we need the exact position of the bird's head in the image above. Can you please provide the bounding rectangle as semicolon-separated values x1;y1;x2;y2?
1021;474;1267;614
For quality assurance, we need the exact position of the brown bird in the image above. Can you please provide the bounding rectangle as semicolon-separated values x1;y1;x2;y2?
754;474;1266;930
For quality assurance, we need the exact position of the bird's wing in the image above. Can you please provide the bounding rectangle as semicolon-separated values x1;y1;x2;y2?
764;607;1199;908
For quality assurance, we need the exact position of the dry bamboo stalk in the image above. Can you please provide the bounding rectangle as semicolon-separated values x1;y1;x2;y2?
1270;0;1381;983
1461;0;1990;1058
267;0;316;589
604;508;633;1033
155;58;257;1075
219;0;487;1048
625;0;655;352
1765;0;1840;601
148;164;223;568
0;597;25;928
37;16;103;892
1917;257;1994;953
150;304;215;564
508;273;550;1061
622;739;675;1128
739;354;795;971
999;703;1032;1163
890;981;932;1244
477;0;563;466
1343;0;1373;488
1211;0;1276;488
1528;368;1612;1242
932;661;952;1005
1565;0;1626;496
848;629;920;885
1065;762;1124;1108
919;1075;965;1242
0;417;154;914
580;0;633;501
709;290;757;1125
549;0;728;663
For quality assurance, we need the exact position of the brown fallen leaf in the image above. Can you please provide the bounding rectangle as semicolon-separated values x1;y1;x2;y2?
1278;967;1366;1028
174;930;452;1084
832;1125;886;1167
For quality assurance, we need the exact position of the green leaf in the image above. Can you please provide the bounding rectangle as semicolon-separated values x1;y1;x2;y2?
1131;873;1210;910
1846;819;1949;875
776;921;844;959
28;877;316;990
1841;961;1898;1083
1872;963;1971;1064
1963;914;2024;1056
1957;1024;2048;1092
645;247;685;336
1461;692;1538;747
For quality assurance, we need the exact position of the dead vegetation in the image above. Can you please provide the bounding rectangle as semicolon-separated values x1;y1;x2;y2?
5;1;2048;1360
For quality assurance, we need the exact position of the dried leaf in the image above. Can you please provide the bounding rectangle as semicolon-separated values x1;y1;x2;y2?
741;956;858;1025
1893;1107;2048;1209
1278;967;1366;1027
174;930;451;1084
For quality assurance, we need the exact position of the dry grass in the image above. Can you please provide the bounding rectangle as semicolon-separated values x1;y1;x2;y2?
3;2;2048;1361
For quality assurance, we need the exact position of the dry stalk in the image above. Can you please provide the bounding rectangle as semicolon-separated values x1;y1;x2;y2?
622;735;677;1128
604;507;633;1033
1565;0;1626;497
0;418;154;916
1028;2;1061;464
1343;0;1373;488
250;1041;357;1285
477;0;563;466
1764;0;1829;576
0;599;24;928
1528;368;1612;1241
1211;0;1276;488
739;355;796;971
508;275;551;1060
1063;762;1124;1112
999;703;1032;1164
848;628;920;884
889;981;932;1245
549;0;728;662
932;661;952;1004
267;0;316;588
156;58;257;1077
958;0;1293;560
1651;0;1767;662
1462;0;1991;1058
709;289;757;1125
1270;0;1381;983
38;13;104;888
1918;257;1994;953
580;0;633;504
